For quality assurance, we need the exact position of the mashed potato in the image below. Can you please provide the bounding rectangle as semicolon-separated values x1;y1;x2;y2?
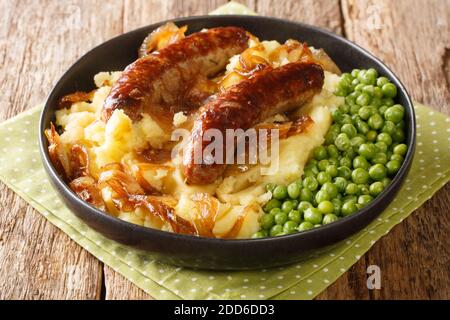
54;40;344;239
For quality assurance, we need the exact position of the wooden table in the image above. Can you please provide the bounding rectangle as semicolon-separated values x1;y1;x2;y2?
0;0;448;300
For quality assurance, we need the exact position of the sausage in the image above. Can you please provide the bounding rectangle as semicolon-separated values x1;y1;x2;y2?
182;62;324;185
103;27;249;122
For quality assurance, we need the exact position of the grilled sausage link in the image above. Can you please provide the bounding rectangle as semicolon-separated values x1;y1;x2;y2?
103;27;249;122
183;62;325;185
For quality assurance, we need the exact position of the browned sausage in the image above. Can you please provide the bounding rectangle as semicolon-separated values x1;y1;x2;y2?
182;62;324;185
103;27;249;122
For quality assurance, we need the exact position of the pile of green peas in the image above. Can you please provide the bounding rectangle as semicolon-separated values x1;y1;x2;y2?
252;68;408;238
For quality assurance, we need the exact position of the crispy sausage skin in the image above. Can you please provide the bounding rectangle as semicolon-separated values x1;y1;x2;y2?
103;27;249;122
183;62;325;185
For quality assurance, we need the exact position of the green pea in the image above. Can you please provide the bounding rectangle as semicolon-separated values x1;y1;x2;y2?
397;120;406;129
341;124;357;138
314;224;322;228
368;164;386;181
381;83;397;98
382;121;397;135
366;130;378;142
321;182;338;198
358;106;373;119
381;177;392;188
328;157;340;166
358;195;373;207
304;169;316;177
323;213;339;225
393;128;405;142
358;184;370;195
362;85;375;96
352;168;370;184
341;200;358;216
272;185;288;200
377;77;389;87
344;148;357;159
371;153;388;165
390;154;404;162
386;160;402;175
325;165;338;178
281;201;295;213
379;105;388;115
377;132;393;146
265;183;276;193
334;85;348;97
355;120;370;134
373;87;383;99
298;221;314;232
335;133;351;151
351;69;360;78
288;210;302;223
291;199;299;208
361;70;377;85
337;166;352;179
327;144;340;158
368;114;384;130
304;208;323;225
270;208;282;216
369;181;384;196
317;200;334;214
383;97;395;107
393;143;408;156
300;188;314;202
332;198;342;216
264;199;281;212
315;190;331;203
341;114;353;125
345;182;359;195
314;145;328;160
340;157;352;168
343;195;357;203
358;143;377;159
287;182;301;199
333;177;348;193
317;171;332;185
354;83;364;92
274;211;288;225
350;104;362;115
356;92;372;106
375;141;388;153
351;136;366;151
283;221;298;234
303;176;319;191
261;214;275;230
318;159;330;171
353;155;370;170
384;105;404;123
252;230;268;238
270;224;284;237
339;104;350;114
297;201;312;213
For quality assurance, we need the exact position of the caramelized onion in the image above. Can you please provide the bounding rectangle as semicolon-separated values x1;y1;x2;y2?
45;123;71;180
58;90;95;109
138;22;188;58
70;176;105;210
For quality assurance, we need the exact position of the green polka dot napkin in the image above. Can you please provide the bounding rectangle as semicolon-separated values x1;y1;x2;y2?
0;2;449;300
0;102;448;300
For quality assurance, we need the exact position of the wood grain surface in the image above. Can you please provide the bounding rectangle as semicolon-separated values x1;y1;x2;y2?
0;0;448;300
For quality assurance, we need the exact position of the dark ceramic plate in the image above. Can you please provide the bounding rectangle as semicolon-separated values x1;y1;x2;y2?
39;15;415;270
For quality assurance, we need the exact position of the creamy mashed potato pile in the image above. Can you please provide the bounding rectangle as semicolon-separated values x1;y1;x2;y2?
54;39;344;238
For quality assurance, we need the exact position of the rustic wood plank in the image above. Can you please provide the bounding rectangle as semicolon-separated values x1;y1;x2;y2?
256;0;343;34
0;0;126;299
317;0;450;299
